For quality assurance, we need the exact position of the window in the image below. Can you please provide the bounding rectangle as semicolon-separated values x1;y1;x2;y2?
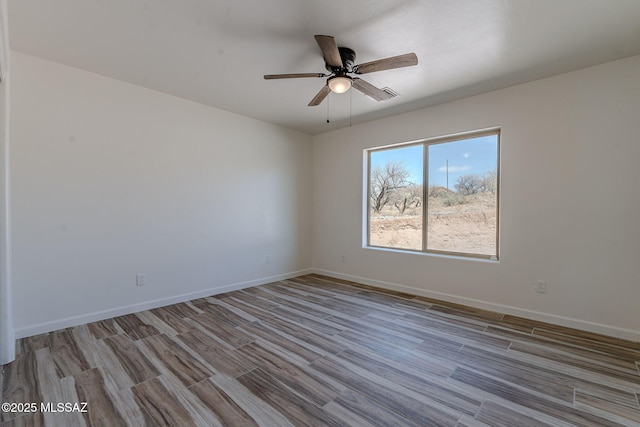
367;129;500;259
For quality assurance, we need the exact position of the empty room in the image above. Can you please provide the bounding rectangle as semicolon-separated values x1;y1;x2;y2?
1;1;639;426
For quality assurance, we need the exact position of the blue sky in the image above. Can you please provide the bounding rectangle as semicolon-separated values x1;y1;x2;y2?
370;134;498;189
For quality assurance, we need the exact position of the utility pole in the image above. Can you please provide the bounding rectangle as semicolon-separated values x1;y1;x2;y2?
446;159;449;189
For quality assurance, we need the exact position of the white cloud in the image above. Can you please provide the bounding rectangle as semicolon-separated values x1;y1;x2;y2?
437;165;471;173
463;152;470;158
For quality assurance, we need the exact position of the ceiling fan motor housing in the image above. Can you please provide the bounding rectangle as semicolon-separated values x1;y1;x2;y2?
325;47;356;73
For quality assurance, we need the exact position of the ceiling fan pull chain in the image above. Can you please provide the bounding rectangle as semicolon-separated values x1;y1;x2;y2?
349;89;352;127
326;93;330;123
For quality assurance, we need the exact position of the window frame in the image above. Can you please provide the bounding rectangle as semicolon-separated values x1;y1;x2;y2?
365;128;500;260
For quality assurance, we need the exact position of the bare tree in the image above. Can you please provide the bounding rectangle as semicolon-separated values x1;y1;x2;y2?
370;161;411;213
481;169;498;194
392;184;423;213
455;174;483;195
409;184;423;208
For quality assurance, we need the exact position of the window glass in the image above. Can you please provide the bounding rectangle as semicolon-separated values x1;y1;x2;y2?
369;145;423;251
427;135;498;256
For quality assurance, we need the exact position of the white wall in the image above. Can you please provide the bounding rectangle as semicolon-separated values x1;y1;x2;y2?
312;55;640;340
11;52;313;337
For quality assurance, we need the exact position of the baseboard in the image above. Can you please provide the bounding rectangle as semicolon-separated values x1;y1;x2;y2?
15;268;313;339
312;269;640;343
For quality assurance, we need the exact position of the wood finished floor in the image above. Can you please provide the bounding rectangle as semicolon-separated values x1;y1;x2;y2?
2;274;640;426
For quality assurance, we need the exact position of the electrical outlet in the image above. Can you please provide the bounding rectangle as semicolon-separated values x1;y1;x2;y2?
136;274;145;287
536;280;547;293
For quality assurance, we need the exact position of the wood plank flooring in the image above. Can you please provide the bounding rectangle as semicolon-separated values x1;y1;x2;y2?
2;274;639;426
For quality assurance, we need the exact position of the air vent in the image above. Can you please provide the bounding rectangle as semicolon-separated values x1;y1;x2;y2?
381;87;400;99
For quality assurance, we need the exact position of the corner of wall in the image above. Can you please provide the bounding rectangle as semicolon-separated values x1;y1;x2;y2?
0;0;15;365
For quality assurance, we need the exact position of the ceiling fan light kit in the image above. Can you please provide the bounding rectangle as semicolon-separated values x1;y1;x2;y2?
264;35;417;107
328;75;352;94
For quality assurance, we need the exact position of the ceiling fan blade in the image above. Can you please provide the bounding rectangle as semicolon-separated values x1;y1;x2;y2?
352;78;393;102
314;35;343;68
308;85;331;106
353;53;418;74
264;73;326;80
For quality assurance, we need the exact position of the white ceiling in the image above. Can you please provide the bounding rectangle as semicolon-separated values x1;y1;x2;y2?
8;0;640;135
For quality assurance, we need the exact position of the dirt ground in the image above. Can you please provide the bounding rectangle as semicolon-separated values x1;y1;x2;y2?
369;192;497;256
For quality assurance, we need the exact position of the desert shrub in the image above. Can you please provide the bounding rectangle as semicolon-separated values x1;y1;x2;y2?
443;193;467;206
429;186;453;198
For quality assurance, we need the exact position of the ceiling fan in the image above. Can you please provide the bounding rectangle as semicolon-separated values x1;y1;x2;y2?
264;35;418;106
